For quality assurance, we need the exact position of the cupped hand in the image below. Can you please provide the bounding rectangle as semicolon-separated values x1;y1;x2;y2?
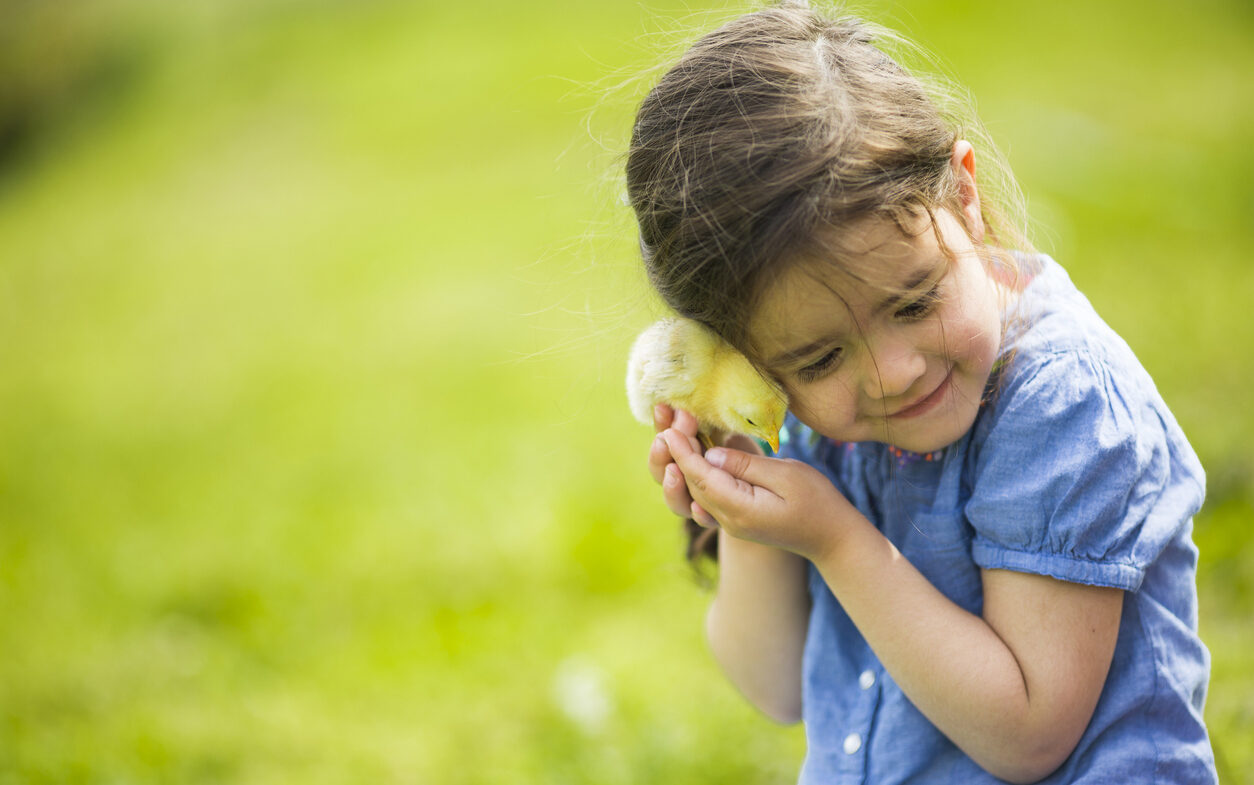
647;404;761;526
648;404;700;520
660;426;852;562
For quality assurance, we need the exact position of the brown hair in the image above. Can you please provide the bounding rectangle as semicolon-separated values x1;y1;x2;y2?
626;3;1033;565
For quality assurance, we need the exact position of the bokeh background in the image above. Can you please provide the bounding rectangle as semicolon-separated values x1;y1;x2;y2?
1;0;1250;782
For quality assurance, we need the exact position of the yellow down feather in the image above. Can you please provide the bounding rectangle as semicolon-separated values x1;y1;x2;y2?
626;317;789;452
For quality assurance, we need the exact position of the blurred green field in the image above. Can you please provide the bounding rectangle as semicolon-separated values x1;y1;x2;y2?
0;1;1250;782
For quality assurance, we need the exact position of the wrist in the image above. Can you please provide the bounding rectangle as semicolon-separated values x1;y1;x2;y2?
801;491;875;568
718;527;800;567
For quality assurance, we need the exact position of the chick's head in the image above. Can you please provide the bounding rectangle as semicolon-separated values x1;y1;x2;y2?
707;350;788;453
625;316;789;451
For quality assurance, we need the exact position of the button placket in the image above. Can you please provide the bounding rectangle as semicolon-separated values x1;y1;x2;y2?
831;664;881;777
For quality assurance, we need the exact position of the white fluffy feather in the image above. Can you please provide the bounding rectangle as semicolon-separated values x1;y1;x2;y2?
626;317;788;451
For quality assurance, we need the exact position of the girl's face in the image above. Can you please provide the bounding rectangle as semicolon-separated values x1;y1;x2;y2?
750;209;1007;454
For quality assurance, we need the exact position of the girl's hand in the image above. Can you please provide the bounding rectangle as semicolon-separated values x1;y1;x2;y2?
661;427;852;562
647;404;698;520
647;404;761;524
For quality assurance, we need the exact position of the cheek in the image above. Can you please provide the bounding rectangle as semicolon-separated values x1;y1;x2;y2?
943;307;1001;376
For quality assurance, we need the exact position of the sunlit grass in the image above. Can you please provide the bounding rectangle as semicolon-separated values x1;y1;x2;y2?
0;1;1249;782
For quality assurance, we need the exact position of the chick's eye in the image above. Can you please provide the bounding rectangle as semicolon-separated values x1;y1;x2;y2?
896;286;941;321
797;348;842;383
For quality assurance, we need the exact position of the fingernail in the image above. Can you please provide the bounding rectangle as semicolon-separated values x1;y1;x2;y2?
705;447;726;468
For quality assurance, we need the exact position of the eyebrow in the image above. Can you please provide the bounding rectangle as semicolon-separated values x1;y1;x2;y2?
765;266;938;367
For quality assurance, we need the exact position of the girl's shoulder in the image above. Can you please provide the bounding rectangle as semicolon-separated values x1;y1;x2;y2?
999;254;1135;372
959;254;1205;591
969;252;1205;516
988;253;1173;428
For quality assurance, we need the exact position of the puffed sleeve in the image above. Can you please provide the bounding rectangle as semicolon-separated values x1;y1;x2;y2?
964;349;1202;591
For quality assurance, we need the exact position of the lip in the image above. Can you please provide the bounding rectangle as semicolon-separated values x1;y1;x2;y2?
889;369;954;419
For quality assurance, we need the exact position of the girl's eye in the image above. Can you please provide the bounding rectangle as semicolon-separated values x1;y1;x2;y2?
895;286;941;321
797;348;842;382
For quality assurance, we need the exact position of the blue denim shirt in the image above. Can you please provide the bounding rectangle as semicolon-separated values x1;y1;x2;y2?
777;255;1216;784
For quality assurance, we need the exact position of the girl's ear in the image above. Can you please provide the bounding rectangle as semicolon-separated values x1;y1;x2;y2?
951;140;984;244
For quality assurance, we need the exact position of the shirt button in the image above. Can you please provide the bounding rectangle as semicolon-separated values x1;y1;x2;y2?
843;732;862;755
858;670;876;690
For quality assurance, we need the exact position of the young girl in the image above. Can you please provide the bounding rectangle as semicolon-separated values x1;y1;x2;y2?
627;4;1216;783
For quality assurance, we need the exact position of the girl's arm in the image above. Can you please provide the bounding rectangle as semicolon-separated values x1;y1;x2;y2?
648;407;810;723
664;429;1123;784
706;529;810;724
816;518;1122;784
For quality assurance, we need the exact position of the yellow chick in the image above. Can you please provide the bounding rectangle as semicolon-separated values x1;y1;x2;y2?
626;317;789;452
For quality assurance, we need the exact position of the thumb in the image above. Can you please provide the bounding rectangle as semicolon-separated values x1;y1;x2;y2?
703;446;788;490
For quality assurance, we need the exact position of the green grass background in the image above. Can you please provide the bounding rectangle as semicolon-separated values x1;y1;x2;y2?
0;0;1250;782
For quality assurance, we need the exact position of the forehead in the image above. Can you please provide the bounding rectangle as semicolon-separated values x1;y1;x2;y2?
748;213;943;357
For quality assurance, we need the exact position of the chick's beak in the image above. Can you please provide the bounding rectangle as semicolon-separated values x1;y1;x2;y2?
762;425;780;454
767;407;789;453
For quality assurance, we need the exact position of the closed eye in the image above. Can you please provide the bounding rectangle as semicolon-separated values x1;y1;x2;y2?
895;285;941;321
797;347;842;383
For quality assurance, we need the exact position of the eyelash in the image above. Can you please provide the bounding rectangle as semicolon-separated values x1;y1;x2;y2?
797;348;842;382
793;286;942;382
895;285;941;321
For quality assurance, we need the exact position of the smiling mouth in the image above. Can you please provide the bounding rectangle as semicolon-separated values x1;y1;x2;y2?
889;369;954;419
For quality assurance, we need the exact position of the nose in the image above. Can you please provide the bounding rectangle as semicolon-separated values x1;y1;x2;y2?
860;334;927;401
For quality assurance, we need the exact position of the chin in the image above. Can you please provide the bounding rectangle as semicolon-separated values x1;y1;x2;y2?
888;406;980;454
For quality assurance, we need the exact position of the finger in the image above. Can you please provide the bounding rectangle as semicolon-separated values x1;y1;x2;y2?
648;433;669;484
691;500;719;528
663;462;696;519
671;408;701;439
703;445;790;490
652;403;675;433
662;428;750;514
662;425;706;465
